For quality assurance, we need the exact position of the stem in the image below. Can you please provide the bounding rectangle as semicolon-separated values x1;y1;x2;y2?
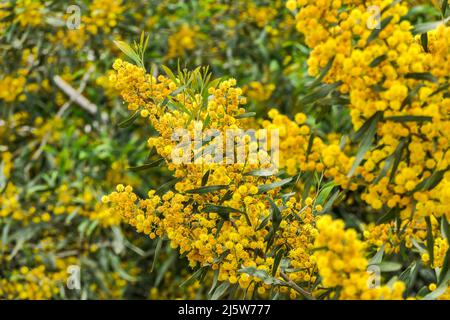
280;271;316;300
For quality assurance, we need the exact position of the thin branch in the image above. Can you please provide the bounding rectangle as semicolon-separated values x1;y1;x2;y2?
280;271;316;300
30;67;95;161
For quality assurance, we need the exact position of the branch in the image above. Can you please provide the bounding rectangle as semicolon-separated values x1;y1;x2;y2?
280;271;316;300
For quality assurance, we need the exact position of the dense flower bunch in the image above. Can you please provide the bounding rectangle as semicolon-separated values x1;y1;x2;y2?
103;60;323;297
1;0;449;300
290;0;450;218
314;215;405;299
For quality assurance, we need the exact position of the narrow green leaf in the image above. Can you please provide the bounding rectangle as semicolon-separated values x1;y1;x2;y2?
185;185;229;194
235;112;256;119
151;237;163;272
128;158;164;171
201;170;210;186
161;65;177;83
211;282;229;300
180;267;207;288
404;72;438;83
114;40;141;66
118;110;140;128
244;169;276;177
203;204;243;219
272;249;285;276
369;54;387;68
315;183;336;206
426;216;435;266
366;16;393;45
423;284;448;300
348;112;382;177
441;217;450;241
299;82;341;105
308;56;335;88
384;115;432;123
377;261;402;272
258;178;292;194
421;33;429;52
438;250;450;285
410;169;446;193
374;138;406;184
413;18;450;35
369;244;385;265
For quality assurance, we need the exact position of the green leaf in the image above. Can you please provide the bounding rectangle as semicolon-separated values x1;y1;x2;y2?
211;282;229;300
161;65;177;83
423;284;448;300
425;216;435;266
377;261;402;272
399;261;418;290
366;16;393;45
374;138;406;184
118;110;140;128
431;83;450;97
114;40;141;66
268;198;282;228
384;115;432;123
244;169;276;177
257;215;270;231
308;56;335;88
258;177;292;194
305;133;315;161
321;190;340;213
180;267;207;288
438;249;450;285
421;33;429;52
401;84;423;108
215;219;225;237
369;54;387;68
411;169;446;194
299;82;341;105
413;17;450;35
376;208;398;225
351;111;382;142
235;112;256;119
209;269;220;295
272;249;285;276
151;237;163;272
201;170;210;186
441;217;450;241
202;204;242;220
404;72;438;83
128;158;164;171
443;0;448;16
348;112;382;177
185;185;229;194
238;267;284;286
315;182;336;206
156;177;182;195
369;244;385;265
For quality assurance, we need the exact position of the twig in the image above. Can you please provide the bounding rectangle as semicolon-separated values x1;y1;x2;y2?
53;66;97;115
280;271;316;300
30;67;95;161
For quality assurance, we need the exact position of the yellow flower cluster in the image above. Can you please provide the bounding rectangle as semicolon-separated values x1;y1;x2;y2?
244;81;276;102
84;0;125;35
0;264;64;300
14;0;44;27
315;215;405;299
0;74;27;102
166;24;199;59
290;0;450;220
104;61;323;296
